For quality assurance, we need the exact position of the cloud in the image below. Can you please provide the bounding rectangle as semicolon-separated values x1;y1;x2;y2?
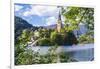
23;5;59;25
46;16;57;25
23;5;59;17
15;5;23;11
23;11;31;16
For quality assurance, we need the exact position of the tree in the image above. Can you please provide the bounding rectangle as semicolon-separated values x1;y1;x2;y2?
50;31;63;45
62;7;94;33
36;38;52;46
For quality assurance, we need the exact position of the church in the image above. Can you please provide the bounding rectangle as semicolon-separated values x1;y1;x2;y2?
56;6;63;33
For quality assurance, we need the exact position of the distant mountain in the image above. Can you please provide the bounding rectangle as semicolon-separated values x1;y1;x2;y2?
43;24;56;29
43;24;64;29
15;16;33;31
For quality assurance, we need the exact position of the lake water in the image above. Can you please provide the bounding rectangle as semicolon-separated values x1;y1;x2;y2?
27;43;94;61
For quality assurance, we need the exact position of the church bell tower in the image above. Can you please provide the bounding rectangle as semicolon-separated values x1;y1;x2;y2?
56;6;62;33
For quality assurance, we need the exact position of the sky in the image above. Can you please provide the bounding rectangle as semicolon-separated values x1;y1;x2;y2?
14;4;64;26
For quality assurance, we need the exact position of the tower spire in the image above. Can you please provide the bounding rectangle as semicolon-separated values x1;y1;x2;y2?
56;6;62;33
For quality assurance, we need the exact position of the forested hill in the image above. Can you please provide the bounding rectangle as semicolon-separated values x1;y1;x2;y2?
15;16;33;31
15;16;38;42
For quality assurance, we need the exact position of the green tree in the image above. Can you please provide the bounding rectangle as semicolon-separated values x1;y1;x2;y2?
62;7;94;32
50;31;63;45
15;29;35;65
78;33;94;44
15;48;34;65
62;31;78;45
36;38;52;46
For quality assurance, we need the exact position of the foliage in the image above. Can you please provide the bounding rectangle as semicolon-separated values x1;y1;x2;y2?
50;30;78;46
38;29;52;38
62;31;78;45
15;29;34;65
59;52;72;62
17;29;31;45
15;45;74;65
36;38;52;46
62;7;94;32
78;33;94;44
50;31;63;45
47;46;58;63
15;48;34;65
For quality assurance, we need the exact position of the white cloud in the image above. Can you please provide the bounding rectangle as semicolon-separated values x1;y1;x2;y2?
15;5;23;11
23;5;58;17
46;16;57;25
22;5;65;26
23;11;31;16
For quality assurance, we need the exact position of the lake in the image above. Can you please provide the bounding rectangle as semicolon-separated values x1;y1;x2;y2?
27;43;94;62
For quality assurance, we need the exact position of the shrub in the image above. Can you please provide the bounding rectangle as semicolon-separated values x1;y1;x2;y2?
59;52;71;62
15;50;33;65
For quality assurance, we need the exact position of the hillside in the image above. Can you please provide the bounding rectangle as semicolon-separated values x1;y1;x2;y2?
15;16;38;42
